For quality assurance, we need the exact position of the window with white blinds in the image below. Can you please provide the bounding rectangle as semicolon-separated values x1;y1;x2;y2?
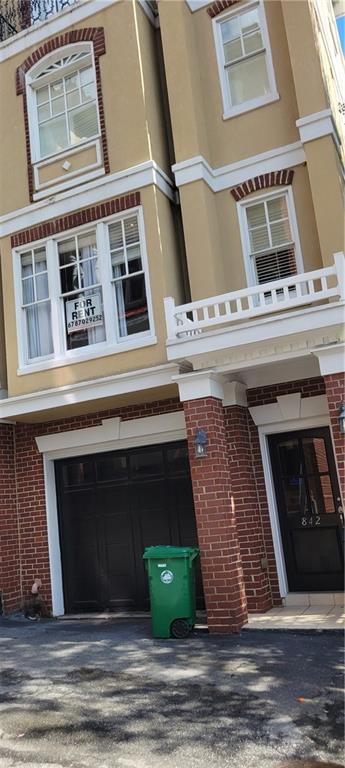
245;194;297;286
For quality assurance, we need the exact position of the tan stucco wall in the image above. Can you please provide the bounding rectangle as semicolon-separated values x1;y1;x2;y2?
160;0;300;169
281;0;329;119
180;163;322;301
304;137;345;266
1;185;183;397
37;144;98;185
0;0;170;217
0;258;7;392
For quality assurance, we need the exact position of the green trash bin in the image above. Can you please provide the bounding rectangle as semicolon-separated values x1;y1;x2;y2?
143;545;199;639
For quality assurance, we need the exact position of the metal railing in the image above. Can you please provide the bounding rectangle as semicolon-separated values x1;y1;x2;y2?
164;252;345;341
0;0;76;41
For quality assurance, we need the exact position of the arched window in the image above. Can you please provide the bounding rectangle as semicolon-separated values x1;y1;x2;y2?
26;43;100;162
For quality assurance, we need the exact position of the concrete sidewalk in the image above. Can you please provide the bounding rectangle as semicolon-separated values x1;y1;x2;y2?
0;616;343;768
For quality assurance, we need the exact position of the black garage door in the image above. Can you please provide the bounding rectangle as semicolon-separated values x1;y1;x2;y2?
55;441;204;613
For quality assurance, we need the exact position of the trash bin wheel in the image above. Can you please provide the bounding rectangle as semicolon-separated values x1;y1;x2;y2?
171;619;190;639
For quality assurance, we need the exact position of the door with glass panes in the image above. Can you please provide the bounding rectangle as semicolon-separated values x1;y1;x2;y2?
268;428;344;592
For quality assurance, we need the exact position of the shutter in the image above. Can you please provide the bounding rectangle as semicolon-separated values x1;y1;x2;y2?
253;246;297;285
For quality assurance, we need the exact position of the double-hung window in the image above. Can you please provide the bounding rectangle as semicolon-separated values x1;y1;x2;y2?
109;216;150;338
20;247;53;360
14;209;154;371
58;230;106;350
213;1;278;117
238;189;303;290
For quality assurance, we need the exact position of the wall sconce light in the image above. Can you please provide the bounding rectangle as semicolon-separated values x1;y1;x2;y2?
194;428;208;457
338;404;345;434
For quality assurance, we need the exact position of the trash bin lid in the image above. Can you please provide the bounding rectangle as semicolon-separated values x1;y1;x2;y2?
143;545;199;560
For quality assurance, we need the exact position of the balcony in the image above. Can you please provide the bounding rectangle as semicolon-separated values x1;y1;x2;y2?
0;0;76;41
164;253;345;368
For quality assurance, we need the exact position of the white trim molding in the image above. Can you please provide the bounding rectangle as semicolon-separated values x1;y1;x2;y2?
173;369;225;402
296;109;341;150
222;380;247;407
36;410;186;459
38;410;186;616
313;343;345;376
249;393;329;427
0;160;175;238
0;363;180;420
172;142;305;191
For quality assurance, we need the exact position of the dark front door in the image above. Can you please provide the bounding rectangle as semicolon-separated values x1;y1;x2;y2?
269;428;344;592
55;441;204;612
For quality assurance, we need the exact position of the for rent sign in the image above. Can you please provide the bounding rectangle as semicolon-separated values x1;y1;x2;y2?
66;294;104;334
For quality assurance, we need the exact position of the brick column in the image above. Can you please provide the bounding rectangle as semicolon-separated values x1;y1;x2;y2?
324;372;345;501
224;405;273;612
183;396;248;633
0;424;21;613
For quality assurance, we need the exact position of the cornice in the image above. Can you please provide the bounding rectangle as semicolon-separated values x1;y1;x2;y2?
172;142;306;191
0;160;175;238
0;363;180;420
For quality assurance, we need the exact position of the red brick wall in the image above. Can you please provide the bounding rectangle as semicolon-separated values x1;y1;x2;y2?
224;405;273;611
11;399;183;611
0;424;21;613
1;374;340;619
183;397;248;633
246;377;326;408
324;373;345;501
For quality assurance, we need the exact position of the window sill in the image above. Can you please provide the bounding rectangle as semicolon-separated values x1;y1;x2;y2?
222;92;280;121
32;137;104;200
17;335;158;375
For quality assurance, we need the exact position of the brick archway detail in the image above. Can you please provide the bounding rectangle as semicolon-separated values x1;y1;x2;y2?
207;0;240;18
231;169;294;201
15;28;109;200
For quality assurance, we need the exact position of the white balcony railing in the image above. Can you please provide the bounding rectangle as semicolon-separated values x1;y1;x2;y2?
164;252;345;342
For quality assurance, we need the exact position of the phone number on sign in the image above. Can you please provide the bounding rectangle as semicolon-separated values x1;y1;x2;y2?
68;315;103;329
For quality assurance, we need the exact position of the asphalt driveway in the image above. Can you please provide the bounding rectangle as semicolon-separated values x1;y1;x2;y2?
0;617;343;768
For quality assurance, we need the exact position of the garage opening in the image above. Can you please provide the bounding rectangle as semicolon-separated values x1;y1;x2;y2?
55;441;204;613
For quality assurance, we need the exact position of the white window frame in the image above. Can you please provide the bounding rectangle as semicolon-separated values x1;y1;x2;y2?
213;0;279;120
26;42;101;164
13;207;156;375
237;186;304;288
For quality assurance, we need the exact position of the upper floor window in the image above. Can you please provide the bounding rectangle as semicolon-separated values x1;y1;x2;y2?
213;1;279;118
27;46;100;162
14;209;154;371
238;189;303;288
